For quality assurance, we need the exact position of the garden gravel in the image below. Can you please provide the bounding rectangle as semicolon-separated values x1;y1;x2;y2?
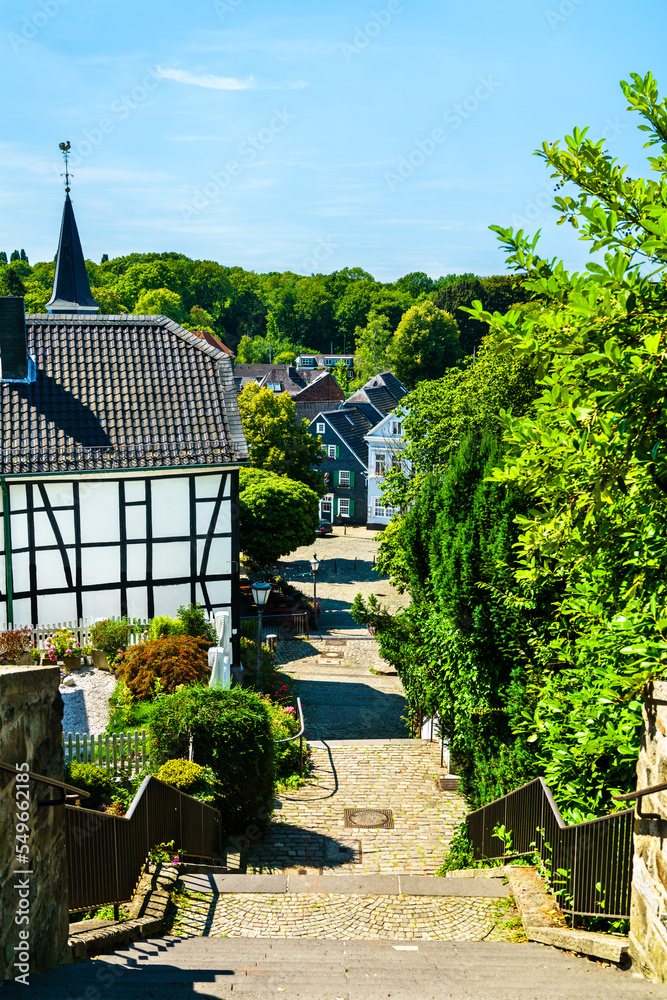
60;668;117;736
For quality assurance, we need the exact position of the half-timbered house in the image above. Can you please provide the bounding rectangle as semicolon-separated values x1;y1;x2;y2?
0;189;248;627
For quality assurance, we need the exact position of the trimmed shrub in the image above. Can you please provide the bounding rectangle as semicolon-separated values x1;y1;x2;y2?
117;636;210;699
148;616;185;641
64;761;116;811
150;685;276;833
156;758;219;805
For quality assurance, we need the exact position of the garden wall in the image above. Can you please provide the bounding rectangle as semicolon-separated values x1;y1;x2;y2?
630;679;667;981
0;665;68;980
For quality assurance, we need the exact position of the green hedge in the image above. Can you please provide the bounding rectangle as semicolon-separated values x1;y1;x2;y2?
150;685;276;833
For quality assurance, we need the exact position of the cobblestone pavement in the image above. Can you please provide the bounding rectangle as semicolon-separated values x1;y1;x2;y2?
171;889;519;942
276;637;407;739
242;742;466;875
277;526;409;630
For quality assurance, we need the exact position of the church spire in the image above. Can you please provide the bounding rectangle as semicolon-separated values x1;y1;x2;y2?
46;141;99;316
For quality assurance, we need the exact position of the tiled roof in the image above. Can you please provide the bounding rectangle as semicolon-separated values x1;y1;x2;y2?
234;365;343;402
0;314;248;476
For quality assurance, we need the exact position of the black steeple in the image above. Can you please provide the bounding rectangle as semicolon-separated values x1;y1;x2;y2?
46;142;98;316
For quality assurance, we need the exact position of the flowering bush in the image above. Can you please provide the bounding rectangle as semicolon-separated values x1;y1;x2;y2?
42;629;81;663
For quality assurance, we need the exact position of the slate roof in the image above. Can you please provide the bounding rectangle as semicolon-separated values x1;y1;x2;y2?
345;371;408;421
316;406;372;466
0;314;248;476
234;364;321;394
46;194;98;313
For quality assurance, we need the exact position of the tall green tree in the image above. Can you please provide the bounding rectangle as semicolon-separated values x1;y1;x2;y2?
239;467;319;565
386;300;462;389
350;310;393;387
238;383;324;493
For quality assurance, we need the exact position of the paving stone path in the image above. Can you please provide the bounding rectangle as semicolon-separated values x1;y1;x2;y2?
171;889;516;941
275;637;408;740
242;741;465;875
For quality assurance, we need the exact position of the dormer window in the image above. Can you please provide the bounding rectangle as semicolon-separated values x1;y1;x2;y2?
267;382;281;391
300;356;315;367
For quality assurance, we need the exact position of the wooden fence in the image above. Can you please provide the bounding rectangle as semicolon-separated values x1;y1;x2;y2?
63;729;149;776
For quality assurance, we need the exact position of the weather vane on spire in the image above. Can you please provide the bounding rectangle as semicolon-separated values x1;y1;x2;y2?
58;141;72;193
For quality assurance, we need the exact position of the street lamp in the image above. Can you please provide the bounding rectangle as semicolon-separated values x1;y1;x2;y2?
251;581;272;692
310;553;320;623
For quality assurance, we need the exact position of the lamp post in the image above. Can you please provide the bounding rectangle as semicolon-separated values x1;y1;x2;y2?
251;581;272;692
310;553;320;624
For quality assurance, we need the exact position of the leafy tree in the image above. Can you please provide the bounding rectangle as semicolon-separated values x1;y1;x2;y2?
332;359;351;396
238;382;324;492
10;250;19;262
0;268;26;297
19;249;28;263
239;467;319;564
134;287;186;323
0;252;7;265
387;300;462;389
350;310;393;387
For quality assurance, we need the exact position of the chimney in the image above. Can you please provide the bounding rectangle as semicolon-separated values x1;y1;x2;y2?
0;297;29;381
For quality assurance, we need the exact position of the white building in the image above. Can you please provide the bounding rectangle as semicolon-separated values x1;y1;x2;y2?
0;188;248;627
364;411;405;529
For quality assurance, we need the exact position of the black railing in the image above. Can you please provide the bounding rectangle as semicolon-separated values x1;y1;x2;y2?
466;777;634;919
66;775;221;911
240;612;310;640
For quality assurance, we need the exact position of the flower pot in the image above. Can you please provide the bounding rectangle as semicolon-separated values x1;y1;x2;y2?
63;655;82;671
91;648;110;671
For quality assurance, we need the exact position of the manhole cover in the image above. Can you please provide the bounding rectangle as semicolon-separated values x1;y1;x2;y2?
344;808;394;829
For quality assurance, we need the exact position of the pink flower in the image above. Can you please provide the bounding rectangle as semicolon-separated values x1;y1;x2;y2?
65;649;72;656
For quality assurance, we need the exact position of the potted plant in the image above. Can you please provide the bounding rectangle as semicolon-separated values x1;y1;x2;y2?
42;629;82;668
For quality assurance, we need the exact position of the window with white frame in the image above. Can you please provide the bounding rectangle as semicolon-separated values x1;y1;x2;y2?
375;452;387;475
339;470;350;487
338;498;350;517
327;445;337;458
267;382;281;391
374;499;398;519
316;422;325;434
300;356;315;367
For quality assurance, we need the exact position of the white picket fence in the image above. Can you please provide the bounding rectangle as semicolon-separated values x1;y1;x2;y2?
0;612;226;652
63;729;150;776
0;617;152;651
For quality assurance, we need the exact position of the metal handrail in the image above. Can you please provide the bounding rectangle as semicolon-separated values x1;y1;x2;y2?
274;697;305;776
614;780;667;802
466;776;635;919
0;760;90;806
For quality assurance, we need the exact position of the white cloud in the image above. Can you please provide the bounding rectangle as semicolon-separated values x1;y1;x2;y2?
156;67;308;91
157;67;256;90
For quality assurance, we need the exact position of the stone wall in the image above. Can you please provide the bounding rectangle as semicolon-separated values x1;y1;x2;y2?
0;665;68;980
630;679;667;981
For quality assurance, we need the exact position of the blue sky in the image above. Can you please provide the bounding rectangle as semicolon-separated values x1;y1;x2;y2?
2;0;665;280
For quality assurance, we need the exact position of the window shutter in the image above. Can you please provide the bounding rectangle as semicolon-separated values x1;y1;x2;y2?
335;445;340;459
349;499;355;517
333;471;339;487
349;471;355;488
334;497;339;516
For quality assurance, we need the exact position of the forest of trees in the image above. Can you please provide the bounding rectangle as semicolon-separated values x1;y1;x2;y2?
0;249;528;363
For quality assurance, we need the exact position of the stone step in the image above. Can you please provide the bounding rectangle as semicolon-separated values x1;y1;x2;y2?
8;938;659;999
176;870;509;897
